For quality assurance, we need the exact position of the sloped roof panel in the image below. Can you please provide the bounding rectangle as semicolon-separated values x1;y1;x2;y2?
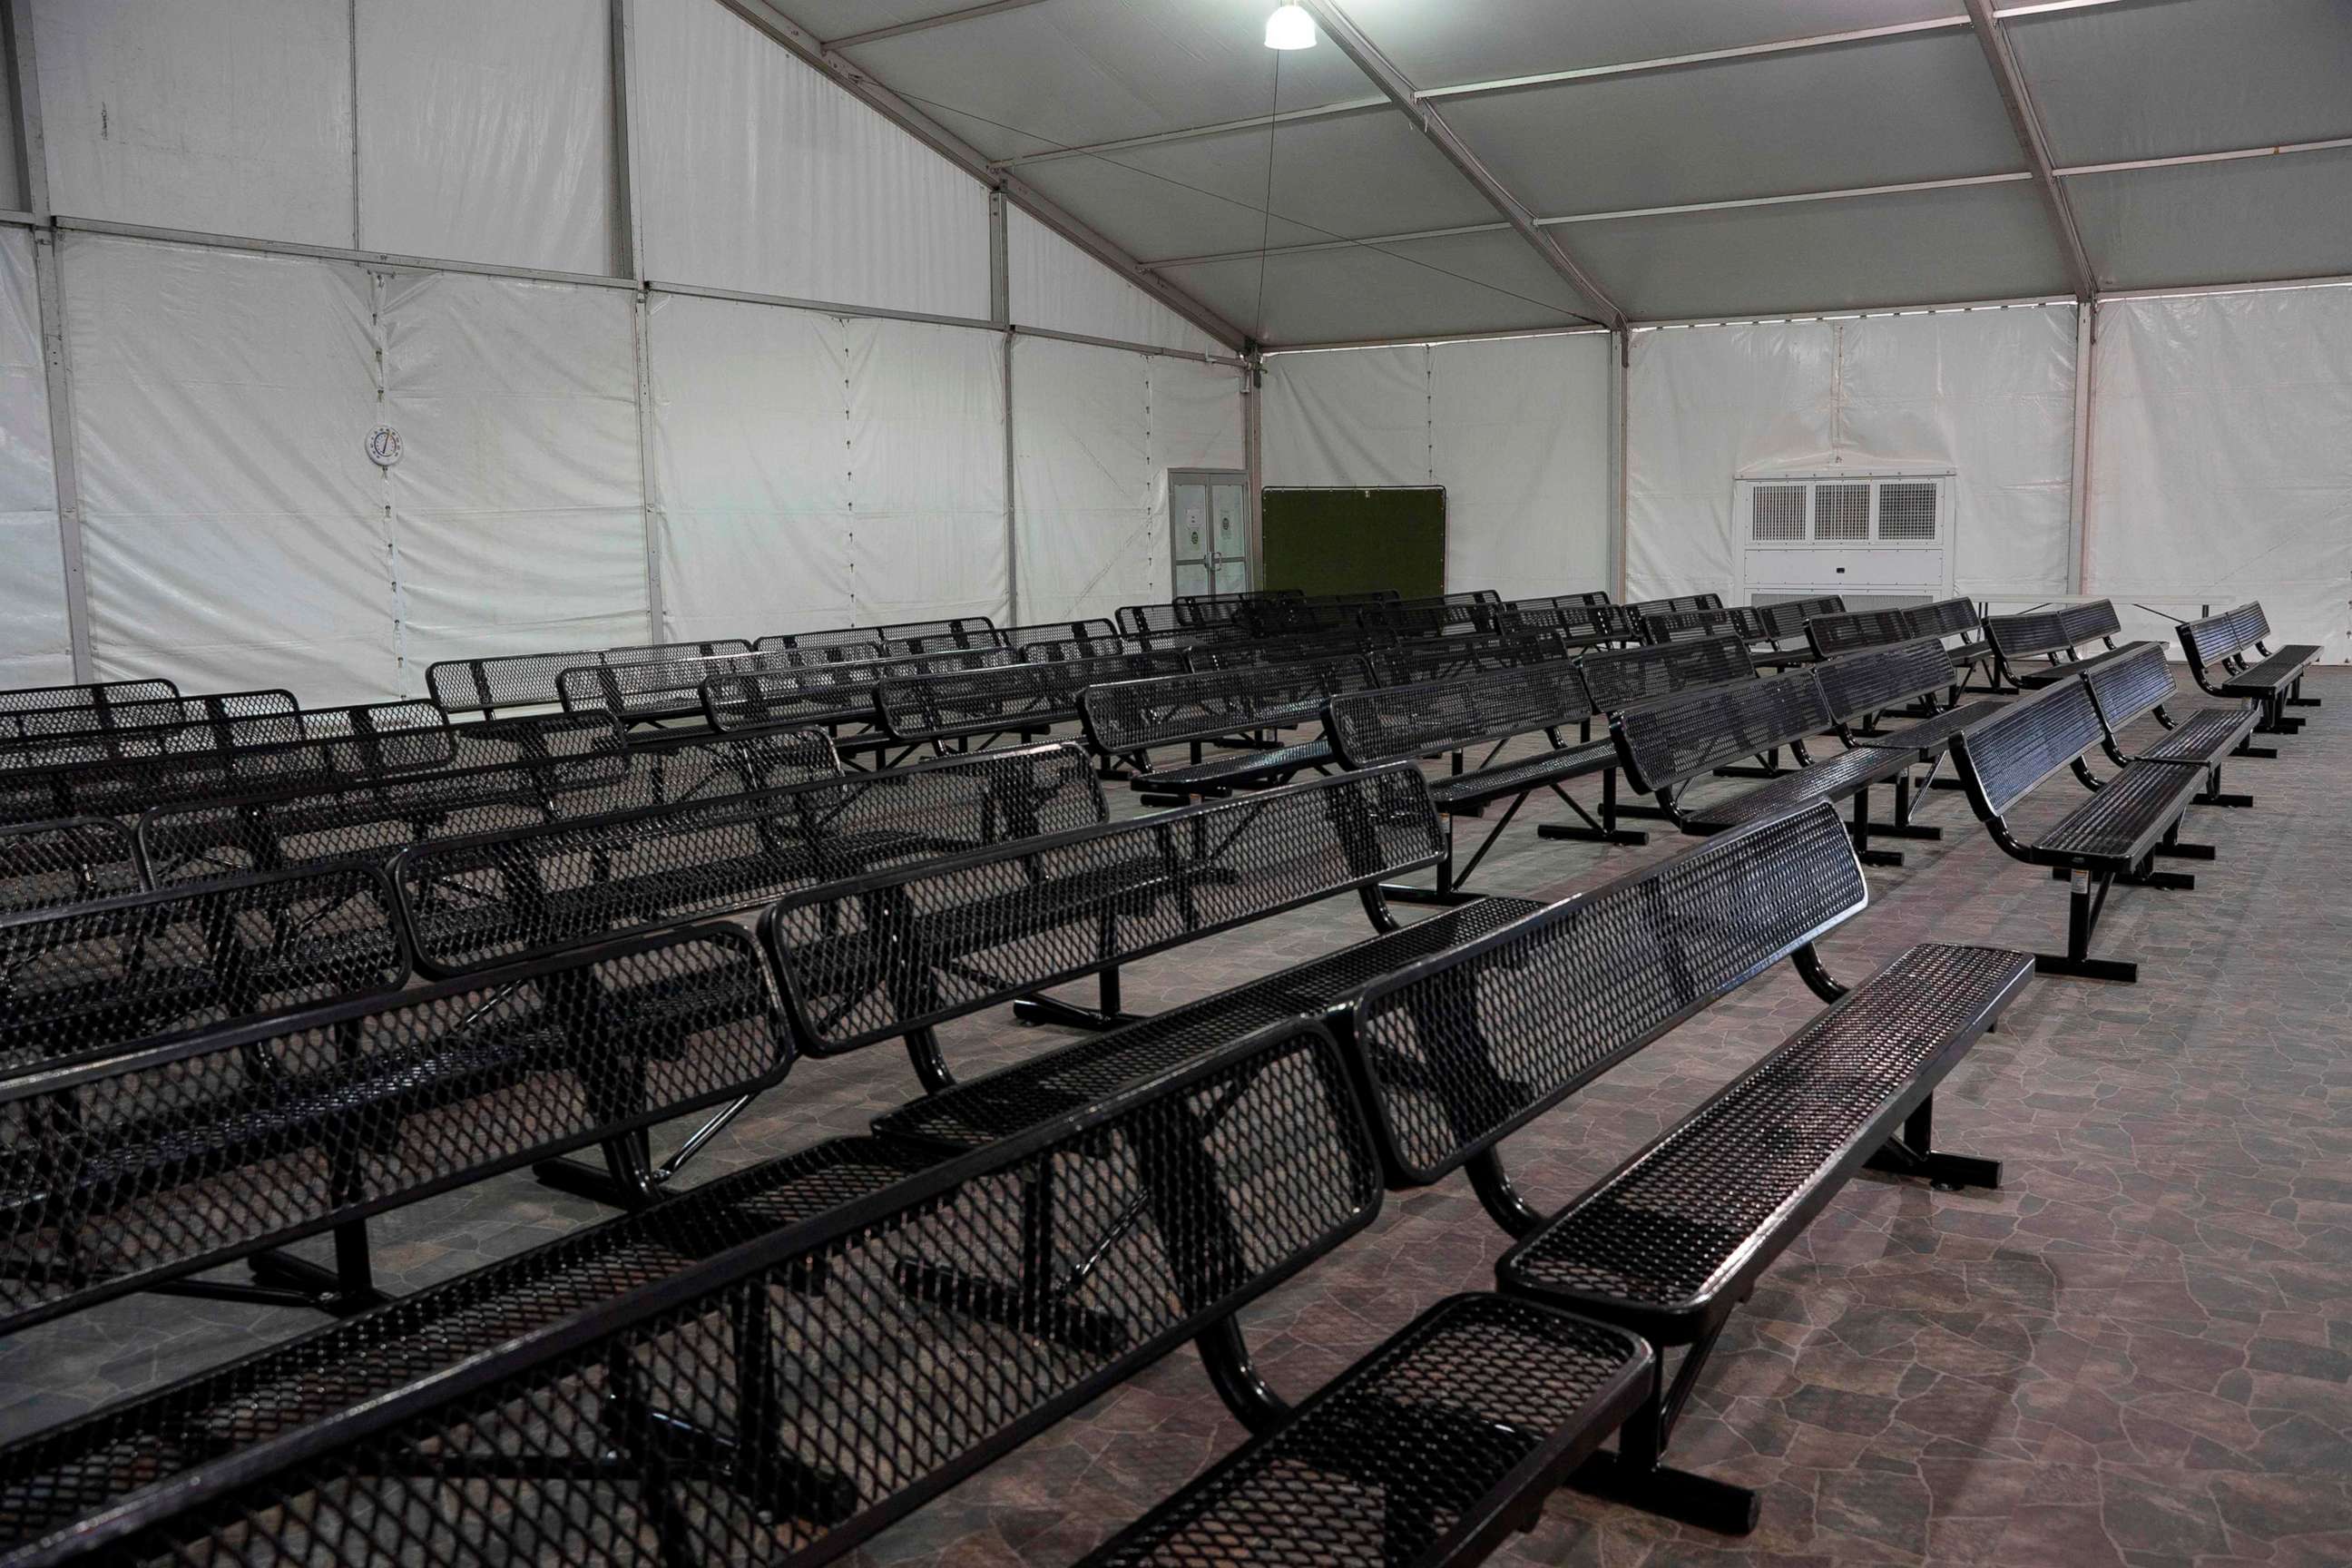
1159;230;1600;345
2069;147;2352;291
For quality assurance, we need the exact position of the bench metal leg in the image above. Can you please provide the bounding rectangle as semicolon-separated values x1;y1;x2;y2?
2152;839;2216;861
1465;1147;1544;1238
1382;809;1491;906
2034;869;2138;983
1535;768;1647;847
1567;1329;1759;1536
1863;1094;2001;1191
1848;787;1903;868
1197;1315;1292;1434
240;1227;393;1317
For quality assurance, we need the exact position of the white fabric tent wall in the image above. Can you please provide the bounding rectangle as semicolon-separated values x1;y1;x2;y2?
650;291;1007;641
1005;209;1222;359
1626;306;2078;604
0;230;69;688
632;0;988;319
2088;289;2352;662
1262;335;1612;594
1012;337;1241;623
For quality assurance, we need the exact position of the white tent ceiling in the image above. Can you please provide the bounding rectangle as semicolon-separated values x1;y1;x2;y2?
760;0;2352;346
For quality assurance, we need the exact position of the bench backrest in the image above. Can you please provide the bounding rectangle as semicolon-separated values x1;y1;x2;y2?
137;729;835;888
394;743;1103;978
752;618;999;656
1639;607;1740;646
1186;630;1380;672
1733;594;1845;646
22;1014;1376;1568
0;689;303;760
922;618;1119;659
1499;599;1614;645
427;640;755;717
0;863;409;1077
761;764;1441;1056
0;711;626;830
701;647;1020;732
1358;599;1487;637
1080;660;1374;756
1327;662;1595;769
1806;607;1913;659
1613;670;1832;795
750;625;891;654
1949;675;2103;818
1330;799;1866;1181
0;924;784;1338
1240;598;1359;637
2177;607;2247;673
555;643;883;721
872;648;1191;743
1578;634;1752;713
2059;599;2122;647
1813;637;1956;727
2236;602;2278;648
0;818;149;916
1986;599;2119;663
1905;596;1983;642
1367;629;1563;687
2082;641;2178;736
0;678;178;738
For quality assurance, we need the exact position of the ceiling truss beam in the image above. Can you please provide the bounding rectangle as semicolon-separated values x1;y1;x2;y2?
1963;0;2095;298
717;0;1250;350
824;0;1056;53
1294;0;1625;333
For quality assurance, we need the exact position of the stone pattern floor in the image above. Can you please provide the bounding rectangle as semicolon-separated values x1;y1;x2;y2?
3;670;2347;1565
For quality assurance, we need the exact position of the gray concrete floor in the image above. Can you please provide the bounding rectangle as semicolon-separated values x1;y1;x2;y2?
4;671;2347;1565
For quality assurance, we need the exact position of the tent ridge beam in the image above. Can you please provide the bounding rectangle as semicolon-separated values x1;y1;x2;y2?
824;0;1056;52
1963;0;2096;299
715;0;1250;352
1295;0;1625;334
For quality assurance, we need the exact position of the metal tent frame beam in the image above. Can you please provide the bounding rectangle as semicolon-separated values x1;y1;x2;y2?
717;0;1249;351
1295;0;1624;335
1964;0;2095;299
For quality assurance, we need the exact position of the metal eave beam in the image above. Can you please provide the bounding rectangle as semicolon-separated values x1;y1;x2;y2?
714;0;1250;352
1294;0;1626;335
825;0;1057;52
1963;0;2095;299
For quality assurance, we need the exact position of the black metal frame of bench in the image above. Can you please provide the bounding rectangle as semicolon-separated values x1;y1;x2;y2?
1081;657;1377;803
2082;641;2259;809
0;922;788;1335
1983;599;2138;691
555;642;883;729
1322;800;2027;1534
1729;593;1843;668
1328;663;1642;906
2179;601;2320;743
1905;595;2009;693
427;638;757;720
756;615;1001;657
1612;669;1926;867
0;677;179;742
1949;674;2213;982
1826;635;2011;803
870;647;1193;769
0;817;148;916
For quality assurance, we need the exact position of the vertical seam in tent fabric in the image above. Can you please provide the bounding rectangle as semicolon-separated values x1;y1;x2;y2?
842;327;857;620
347;0;363;249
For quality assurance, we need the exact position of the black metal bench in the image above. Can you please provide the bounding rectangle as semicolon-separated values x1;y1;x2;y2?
701;646;1024;758
0;678;177;747
1188;627;1387;671
1905;595;2005;691
1081;657;1377;802
2179;601;2321;742
1327;662;1641;904
0;710;624;831
1578;633;1753;714
0;1011;1650;1568
1823;636;2010;810
770;766;1492;1094
758;614;1001;656
135;728;836;888
1804;605;1913;660
1949;675;2213;982
1498;596;1616;649
2082;641;2260;809
0;688;305;763
1311;799;2026;1533
1729;593;1843;668
426;638;756;720
1367;628;1565;687
913;617;1122;660
0;922;785;1332
1612;670;1925;866
1635;606;1741;648
0;818;148;916
871;647;1192;760
555;642;881;728
0;862;408;1082
1984;599;2142;689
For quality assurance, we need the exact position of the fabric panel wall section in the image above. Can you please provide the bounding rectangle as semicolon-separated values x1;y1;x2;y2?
0;229;69;688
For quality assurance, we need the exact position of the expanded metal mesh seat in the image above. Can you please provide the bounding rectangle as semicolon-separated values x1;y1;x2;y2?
1;1019;1408;1568
395;743;1104;978
1084;660;1376;799
0;863;407;1076
0;818;147;916
872;648;1191;747
426;639;756;718
1680;744;1912;830
0;924;785;1337
2180;603;2319;729
2082;642;2258;798
136;728;835;888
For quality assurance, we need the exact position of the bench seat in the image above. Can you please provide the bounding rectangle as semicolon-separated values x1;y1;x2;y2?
2009;638;2147;688
2220;645;2319;695
2135;702;2259;765
1132;736;1332;795
1425;736;1612;812
2032;761;2204;865
874;893;1538;1153
1077;1295;1650;1568
1850;697;2007;758
1679;742;1912;831
1499;941;2031;1344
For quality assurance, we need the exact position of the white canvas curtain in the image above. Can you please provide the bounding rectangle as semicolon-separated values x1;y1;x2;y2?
0;231;70;689
2088;289;2352;662
1263;334;1612;595
1013;338;1242;624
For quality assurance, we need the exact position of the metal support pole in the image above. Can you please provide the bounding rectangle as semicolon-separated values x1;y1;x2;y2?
631;291;663;641
1609;328;1630;600
1242;349;1264;588
2068;299;2093;596
9;0;93;681
611;0;647;282
991;189;1019;625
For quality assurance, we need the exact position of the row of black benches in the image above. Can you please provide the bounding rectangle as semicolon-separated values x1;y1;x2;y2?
0;767;2027;1564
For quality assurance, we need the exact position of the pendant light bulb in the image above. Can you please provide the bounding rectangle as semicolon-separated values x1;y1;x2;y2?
1264;4;1318;49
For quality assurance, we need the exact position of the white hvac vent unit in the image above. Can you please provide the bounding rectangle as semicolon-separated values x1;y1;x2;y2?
1731;468;1955;602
